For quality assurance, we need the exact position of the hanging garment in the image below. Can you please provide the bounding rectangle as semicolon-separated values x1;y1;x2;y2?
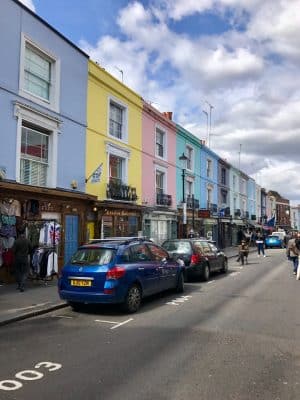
46;251;58;276
39;222;61;246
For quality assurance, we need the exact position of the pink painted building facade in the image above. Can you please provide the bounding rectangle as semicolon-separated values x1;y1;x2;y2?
141;102;178;243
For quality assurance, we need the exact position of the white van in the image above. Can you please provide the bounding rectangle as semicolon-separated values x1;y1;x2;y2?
271;231;286;241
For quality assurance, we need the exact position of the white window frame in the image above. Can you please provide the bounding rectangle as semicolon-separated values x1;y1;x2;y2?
206;158;212;178
108;96;128;143
155;125;167;160
155;164;167;195
207;188;212;205
14;102;59;188
186;180;193;197
186;145;194;172
105;142;130;184
19;34;60;112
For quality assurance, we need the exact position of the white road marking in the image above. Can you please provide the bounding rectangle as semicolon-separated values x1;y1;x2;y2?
207;280;215;284
95;319;118;324
230;272;241;277
166;295;192;306
52;315;73;319
110;318;133;330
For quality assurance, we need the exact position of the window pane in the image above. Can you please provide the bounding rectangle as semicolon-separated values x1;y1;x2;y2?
20;125;49;187
24;46;51;100
156;129;164;157
109;103;123;139
156;171;164;193
109;155;123;182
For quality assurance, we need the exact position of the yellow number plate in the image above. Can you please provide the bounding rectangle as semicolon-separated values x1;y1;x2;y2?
70;279;92;287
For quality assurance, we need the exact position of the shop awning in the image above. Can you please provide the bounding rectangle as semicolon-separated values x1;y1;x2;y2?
0;180;97;201
232;219;245;225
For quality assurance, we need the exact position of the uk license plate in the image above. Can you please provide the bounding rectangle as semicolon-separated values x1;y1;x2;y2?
70;279;92;287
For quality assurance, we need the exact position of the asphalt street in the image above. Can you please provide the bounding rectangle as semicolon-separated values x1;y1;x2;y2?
0;249;299;400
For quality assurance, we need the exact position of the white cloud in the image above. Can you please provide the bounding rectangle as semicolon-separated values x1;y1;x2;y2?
18;0;36;12
80;0;300;202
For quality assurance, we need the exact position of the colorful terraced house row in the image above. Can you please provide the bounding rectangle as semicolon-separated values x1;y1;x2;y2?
0;0;284;275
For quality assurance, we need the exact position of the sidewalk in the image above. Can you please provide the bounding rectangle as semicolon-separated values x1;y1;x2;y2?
0;245;254;327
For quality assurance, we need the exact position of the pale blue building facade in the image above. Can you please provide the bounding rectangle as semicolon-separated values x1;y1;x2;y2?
176;124;201;237
0;0;95;269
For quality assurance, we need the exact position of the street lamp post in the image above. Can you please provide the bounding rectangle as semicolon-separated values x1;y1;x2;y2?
179;152;188;238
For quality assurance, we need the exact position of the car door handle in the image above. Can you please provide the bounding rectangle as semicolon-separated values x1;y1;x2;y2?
138;267;145;270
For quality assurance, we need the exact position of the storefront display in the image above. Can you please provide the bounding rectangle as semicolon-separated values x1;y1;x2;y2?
0;180;96;283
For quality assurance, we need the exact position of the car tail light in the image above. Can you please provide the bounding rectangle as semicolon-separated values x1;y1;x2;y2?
191;253;201;264
106;266;126;280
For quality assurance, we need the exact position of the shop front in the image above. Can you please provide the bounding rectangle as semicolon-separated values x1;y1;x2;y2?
0;181;96;283
143;209;177;245
93;201;145;239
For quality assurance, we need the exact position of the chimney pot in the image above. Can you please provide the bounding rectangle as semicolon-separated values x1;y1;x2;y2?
163;111;173;120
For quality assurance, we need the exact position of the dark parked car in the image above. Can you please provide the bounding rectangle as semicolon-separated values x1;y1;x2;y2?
161;239;228;281
58;237;185;313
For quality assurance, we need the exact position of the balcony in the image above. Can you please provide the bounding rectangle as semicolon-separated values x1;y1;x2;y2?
208;202;218;213
156;193;172;207
187;195;200;209
234;209;241;217
107;180;138;202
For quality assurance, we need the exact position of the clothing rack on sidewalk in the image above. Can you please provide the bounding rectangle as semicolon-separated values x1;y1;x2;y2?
26;219;59;285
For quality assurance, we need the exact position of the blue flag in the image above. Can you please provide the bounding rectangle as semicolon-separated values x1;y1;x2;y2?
266;216;276;227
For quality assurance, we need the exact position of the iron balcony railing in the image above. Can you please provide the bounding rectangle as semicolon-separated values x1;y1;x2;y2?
234;209;241;217
107;179;138;202
207;202;218;213
187;195;200;209
156;193;172;206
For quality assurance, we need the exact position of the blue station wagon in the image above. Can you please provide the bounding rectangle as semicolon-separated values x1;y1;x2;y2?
58;238;185;313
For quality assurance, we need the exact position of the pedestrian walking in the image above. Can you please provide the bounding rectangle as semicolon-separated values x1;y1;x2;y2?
12;233;32;292
238;240;249;265
286;232;299;276
256;232;265;257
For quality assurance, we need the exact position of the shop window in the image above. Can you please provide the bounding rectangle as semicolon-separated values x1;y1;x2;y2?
20;123;49;187
128;216;138;236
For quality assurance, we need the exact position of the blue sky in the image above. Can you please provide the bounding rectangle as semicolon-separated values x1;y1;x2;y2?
21;0;300;203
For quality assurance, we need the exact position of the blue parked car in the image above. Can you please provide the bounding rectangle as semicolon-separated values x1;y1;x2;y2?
58;237;185;313
264;235;283;249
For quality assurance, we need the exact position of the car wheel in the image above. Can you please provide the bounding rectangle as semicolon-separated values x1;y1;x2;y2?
68;301;82;312
202;264;210;281
122;284;142;313
221;259;228;273
175;272;184;293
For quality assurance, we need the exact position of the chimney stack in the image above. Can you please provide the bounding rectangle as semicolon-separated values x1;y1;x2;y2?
163;111;173;120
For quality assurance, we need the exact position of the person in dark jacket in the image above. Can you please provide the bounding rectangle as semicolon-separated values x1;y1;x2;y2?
12;234;32;292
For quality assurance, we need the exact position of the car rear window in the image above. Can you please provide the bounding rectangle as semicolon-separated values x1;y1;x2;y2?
269;235;279;239
162;241;192;253
70;248;115;265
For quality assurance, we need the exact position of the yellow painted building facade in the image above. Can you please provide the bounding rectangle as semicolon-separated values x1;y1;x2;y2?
86;60;144;238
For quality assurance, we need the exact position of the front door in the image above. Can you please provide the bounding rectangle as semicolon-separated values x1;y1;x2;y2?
64;215;79;263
